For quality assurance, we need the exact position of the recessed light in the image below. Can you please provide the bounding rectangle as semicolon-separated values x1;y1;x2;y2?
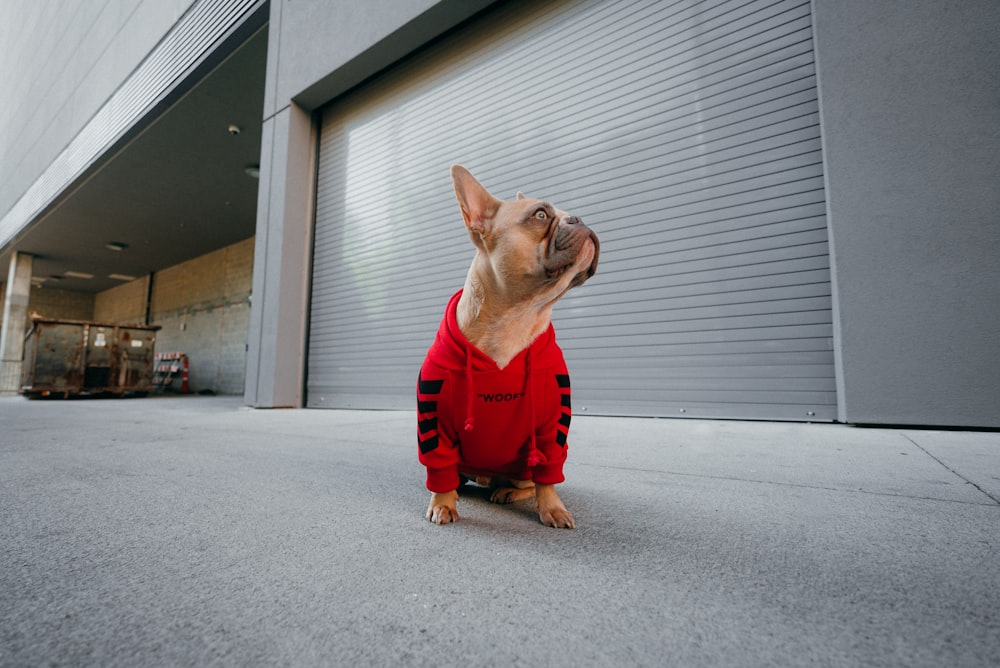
105;242;127;251
63;271;94;279
108;274;137;281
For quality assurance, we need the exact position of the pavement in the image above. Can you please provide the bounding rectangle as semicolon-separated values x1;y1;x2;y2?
1;394;998;667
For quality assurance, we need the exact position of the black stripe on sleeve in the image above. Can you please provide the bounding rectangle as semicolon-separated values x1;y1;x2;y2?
418;377;444;395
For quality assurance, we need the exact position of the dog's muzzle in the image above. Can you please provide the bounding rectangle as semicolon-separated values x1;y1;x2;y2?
546;216;600;286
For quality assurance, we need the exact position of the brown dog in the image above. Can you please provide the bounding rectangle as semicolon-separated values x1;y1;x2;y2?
416;165;599;528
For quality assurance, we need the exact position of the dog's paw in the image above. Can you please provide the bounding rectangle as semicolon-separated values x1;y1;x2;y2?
490;486;535;504
538;506;576;529
535;483;575;529
428;505;459;524
426;490;460;525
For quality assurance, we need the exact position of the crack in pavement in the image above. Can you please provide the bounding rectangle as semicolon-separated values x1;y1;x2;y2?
902;433;1000;506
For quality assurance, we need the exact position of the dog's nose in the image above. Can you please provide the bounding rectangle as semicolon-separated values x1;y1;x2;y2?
565;215;582;225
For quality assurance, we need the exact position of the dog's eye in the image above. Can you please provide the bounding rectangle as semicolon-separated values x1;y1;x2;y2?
534;210;548;220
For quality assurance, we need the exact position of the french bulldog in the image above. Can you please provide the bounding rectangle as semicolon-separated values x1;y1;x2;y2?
416;165;599;528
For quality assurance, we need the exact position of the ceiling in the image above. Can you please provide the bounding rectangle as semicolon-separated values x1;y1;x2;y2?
1;27;268;294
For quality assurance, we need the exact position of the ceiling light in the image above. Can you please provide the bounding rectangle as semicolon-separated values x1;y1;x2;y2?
105;242;127;251
244;165;260;178
108;274;137;282
63;271;94;279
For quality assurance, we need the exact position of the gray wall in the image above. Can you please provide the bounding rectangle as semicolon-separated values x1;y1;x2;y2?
262;0;496;116
0;1;197;221
813;0;1000;427
246;0;495;407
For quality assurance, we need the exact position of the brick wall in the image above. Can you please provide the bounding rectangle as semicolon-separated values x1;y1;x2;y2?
28;286;95;321
93;276;150;324
148;237;254;395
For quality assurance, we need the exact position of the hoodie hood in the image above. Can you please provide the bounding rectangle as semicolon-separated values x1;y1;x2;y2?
427;290;557;436
427;290;557;373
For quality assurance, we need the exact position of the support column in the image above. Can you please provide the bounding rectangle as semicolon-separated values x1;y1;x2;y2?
0;252;33;394
243;103;316;408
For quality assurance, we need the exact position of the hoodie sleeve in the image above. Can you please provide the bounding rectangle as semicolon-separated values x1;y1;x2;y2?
530;367;572;486
417;367;461;493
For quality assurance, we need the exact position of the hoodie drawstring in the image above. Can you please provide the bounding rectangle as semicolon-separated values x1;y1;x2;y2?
464;346;475;432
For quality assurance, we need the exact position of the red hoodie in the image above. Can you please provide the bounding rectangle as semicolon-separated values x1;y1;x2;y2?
417;290;572;493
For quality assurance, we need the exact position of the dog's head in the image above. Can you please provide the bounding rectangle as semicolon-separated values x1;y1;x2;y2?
451;165;599;305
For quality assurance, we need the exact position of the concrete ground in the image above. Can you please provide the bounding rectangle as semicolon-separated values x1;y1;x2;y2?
1;395;998;667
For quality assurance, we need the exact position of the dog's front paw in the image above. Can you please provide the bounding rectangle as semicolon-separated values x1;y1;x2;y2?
538;506;576;529
426;490;460;525
535;483;576;529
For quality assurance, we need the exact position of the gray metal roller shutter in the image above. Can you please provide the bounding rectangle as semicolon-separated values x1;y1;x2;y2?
308;0;837;421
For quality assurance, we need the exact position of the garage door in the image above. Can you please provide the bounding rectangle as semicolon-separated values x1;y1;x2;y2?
308;0;837;421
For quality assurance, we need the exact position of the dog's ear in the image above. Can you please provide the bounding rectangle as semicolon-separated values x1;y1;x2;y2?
451;165;500;239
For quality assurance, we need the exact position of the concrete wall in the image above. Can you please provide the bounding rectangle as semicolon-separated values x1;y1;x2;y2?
813;0;1000;427
265;0;496;114
0;0;198;221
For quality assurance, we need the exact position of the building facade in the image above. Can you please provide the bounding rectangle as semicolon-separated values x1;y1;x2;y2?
2;0;998;427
